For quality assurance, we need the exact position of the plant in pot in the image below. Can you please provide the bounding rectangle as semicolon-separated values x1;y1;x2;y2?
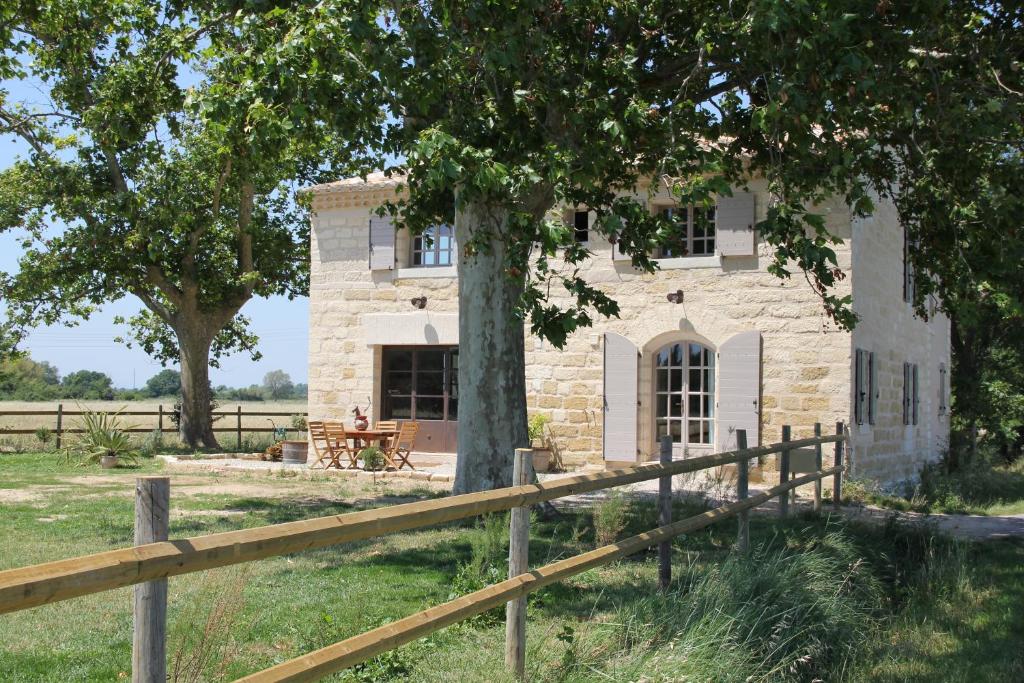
69;408;140;468
360;446;385;472
528;414;553;473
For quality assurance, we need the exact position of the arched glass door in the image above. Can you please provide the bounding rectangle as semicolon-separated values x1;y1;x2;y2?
654;341;715;453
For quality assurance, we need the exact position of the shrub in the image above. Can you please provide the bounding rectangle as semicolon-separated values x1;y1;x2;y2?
290;414;308;433
593;492;629;547
67;408;140;466
528;413;551;445
360;446;385;471
34;426;53;449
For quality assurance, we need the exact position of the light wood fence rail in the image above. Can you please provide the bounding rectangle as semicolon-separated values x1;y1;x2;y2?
0;423;848;683
0;405;308;447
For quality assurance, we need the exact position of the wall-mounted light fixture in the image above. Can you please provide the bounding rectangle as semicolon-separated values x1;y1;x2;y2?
666;289;684;304
410;296;427;309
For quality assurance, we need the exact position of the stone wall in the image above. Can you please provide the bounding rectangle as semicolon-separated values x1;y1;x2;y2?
307;176;947;484
849;195;951;484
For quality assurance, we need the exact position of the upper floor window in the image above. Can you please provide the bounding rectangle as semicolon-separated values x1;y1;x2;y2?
572;211;590;243
412;225;455;267
657;206;716;258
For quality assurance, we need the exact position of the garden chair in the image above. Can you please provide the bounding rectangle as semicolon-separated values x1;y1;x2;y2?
323;421;360;468
308;421;338;469
374;420;398;450
385;421;420;470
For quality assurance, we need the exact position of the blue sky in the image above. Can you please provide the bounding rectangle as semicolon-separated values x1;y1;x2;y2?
0;77;311;389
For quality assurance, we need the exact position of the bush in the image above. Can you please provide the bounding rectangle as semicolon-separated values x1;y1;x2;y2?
67;408;140;466
359;446;385;471
593;492;629;547
34;426;53;449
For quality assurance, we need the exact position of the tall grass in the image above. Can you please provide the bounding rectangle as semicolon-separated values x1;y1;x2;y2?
537;526;882;682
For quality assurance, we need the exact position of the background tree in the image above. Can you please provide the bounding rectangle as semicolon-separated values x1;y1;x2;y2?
283;0;1024;492
144;369;181;399
60;369;114;400
0;354;60;400
0;1;378;446
262;370;295;401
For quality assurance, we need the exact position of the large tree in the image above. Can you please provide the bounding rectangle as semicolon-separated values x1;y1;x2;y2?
280;0;1022;492
0;1;377;446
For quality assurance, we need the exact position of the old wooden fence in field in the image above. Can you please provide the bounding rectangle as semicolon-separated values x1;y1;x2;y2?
0;423;847;682
0;405;309;447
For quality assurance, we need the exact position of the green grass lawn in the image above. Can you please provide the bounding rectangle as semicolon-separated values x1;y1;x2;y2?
0;452;1022;682
843;456;1024;516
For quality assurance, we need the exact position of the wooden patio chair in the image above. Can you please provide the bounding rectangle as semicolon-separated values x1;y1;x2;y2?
323;421;360;469
384;421;420;470
308;421;339;469
374;420;398;450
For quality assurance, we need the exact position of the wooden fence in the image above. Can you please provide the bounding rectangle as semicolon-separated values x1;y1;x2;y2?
0;405;308;447
0;423;847;683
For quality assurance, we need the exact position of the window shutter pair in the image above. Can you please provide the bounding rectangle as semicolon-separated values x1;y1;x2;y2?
902;362;919;426
716;192;757;257
369;216;396;271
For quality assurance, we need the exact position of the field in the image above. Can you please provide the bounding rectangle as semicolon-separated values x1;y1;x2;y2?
0;453;1022;682
0;400;309;452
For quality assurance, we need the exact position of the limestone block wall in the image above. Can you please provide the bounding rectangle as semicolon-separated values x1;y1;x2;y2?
849;195;951;484
308;177;855;471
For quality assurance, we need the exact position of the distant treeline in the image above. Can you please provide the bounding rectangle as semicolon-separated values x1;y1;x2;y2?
0;356;307;402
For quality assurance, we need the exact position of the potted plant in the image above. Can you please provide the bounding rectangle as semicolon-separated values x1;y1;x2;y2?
359;446;385;471
69;408;140;468
528;414;552;473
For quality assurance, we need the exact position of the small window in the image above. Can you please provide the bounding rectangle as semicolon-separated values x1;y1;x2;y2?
411;225;455;267
572;211;590;243
657;205;716;258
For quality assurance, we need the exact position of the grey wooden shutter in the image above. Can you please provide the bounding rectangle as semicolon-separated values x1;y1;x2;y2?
716;192;756;256
912;363;919;425
868;351;878;425
715;330;762;451
902;362;911;425
602;332;638;460
854;349;865;425
368;216;395;270
939;363;947;414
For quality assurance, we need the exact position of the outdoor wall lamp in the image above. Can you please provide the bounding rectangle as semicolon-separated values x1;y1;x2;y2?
666;289;684;304
410;296;427;309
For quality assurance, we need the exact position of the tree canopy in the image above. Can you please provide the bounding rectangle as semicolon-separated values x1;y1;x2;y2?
266;0;1023;490
0;0;378;445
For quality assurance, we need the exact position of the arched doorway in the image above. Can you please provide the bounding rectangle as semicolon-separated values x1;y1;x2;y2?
654;341;715;456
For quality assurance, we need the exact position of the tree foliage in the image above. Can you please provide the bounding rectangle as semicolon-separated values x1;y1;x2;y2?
144;369;181;398
0;0;377;445
0;354;60;400
60;369;115;400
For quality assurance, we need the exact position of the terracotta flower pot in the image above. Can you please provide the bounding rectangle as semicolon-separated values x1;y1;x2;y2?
100;455;118;469
531;448;552;473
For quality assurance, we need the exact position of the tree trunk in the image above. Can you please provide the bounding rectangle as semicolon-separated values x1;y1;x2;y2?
453;200;530;493
178;331;219;449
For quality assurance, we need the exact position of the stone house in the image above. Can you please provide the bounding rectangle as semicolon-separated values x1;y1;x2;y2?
306;173;950;485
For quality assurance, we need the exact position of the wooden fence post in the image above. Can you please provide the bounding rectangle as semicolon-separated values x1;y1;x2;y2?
833;422;845;510
658;435;672;591
813;423;823;514
55;403;63;450
133;477;169;683
236;405;243;448
736;430;749;553
779;425;791;518
158;405;163;434
505;448;532;680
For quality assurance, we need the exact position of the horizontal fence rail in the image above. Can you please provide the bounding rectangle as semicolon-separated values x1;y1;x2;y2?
0;434;841;615
238;466;843;683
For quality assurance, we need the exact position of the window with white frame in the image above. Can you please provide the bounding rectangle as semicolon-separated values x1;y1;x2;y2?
654;341;715;446
411;224;455;267
657;205;716;258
